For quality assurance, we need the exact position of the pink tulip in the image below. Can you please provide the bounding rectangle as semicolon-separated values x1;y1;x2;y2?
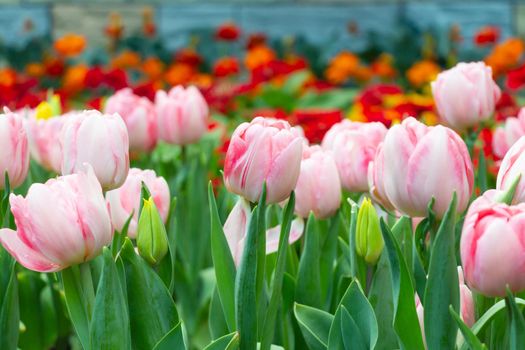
26;112;64;173
294;145;341;219
415;267;475;347
155;86;209;145
106;168;170;239
492;108;525;159
105;88;158;152
496;136;525;204
380;117;473;218
322;120;386;192
224;117;303;204
461;189;525;296
368;144;395;211
0;165;112;272
431;61;501;130
61;110;129;191
223;197;304;265
0;110;29;189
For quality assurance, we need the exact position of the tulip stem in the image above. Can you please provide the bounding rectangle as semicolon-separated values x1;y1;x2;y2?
79;262;96;317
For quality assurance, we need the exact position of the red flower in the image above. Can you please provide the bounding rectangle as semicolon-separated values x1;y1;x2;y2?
474;26;500;46
246;33;267;49
506;63;525;90
174;48;203;67
215;22;241;41
213;57;240;77
133;82;157;101
84;66;105;89
44;58;65;77
87;96;103;110
293;109;342;143
104;68;128;90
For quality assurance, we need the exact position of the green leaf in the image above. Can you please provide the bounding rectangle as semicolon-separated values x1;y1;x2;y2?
153;322;186;350
282;70;310;94
477;151;488;193
296;213;322;308
90;248;131;349
391;216;413;269
209;288;229;340
449;306;486;350
368;252;398;350
340;306;366;350
120;238;179;349
294;303;334;350
0;259;18;350
204;332;239;350
424;194;459;350
111;213;133;258
380;219;425;350
338;281;378;349
320;215;340;309
261;192;295;350
209;183;236;332
506;289;525;350
61;265;90;350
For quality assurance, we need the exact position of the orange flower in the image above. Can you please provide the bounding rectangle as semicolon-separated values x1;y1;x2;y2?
324;51;359;84
244;45;276;71
54;33;86;57
63;64;88;94
191;73;213;89
175;48;203;67
111;50;141;69
406;60;441;88
0;68;16;87
371;54;397;80
25;63;45;78
352;65;373;82
164;63;194;86
485;38;525;77
142;57;164;80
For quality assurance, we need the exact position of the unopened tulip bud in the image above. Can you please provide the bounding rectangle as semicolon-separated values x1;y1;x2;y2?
137;197;168;265
356;198;384;265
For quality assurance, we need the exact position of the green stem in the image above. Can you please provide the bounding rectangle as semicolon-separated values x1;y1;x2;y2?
80;263;96;319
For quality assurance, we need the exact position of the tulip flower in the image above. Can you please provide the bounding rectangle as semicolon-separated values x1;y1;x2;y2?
61;110;129;191
368;144;395;211
0;165;112;272
155;85;209;145
106;168;170;239
431;61;501;130
105;88;158;153
492;108;525;159
224;117;303;204
223;197;304;266
322;120;386;192
137;197;169;265
461;189;525;296
294;145;341;219
0;110;29;189
25;110;64;173
356;198;384;265
379;117;473;218
496;136;525;204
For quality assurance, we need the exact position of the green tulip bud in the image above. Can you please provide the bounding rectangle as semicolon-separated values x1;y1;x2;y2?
137;197;168;265
356;198;384;265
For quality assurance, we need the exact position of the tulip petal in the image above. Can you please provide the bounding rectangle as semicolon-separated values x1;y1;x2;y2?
265;217;305;254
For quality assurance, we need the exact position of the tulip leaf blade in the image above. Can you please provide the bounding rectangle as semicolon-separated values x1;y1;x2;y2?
0;255;18;350
295;213;322;308
203;332;239;350
294;303;334;350
208;183;236;332
380;219;425;350
120;238;179;349
506;288;525;350
449;306;486;350
424;193;459;350
153;322;186;350
90;248;131;350
340;306;367;350
260;191;295;350
61;265;91;350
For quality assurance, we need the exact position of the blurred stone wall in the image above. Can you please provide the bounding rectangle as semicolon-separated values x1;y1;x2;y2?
0;1;519;53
